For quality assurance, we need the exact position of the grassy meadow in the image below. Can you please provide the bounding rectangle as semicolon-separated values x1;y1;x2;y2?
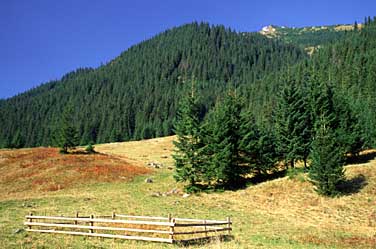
1;136;376;248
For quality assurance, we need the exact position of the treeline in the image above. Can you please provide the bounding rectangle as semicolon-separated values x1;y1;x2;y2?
0;22;306;148
174;17;376;196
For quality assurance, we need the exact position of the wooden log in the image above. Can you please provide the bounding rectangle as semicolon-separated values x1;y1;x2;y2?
25;229;173;243
174;221;230;227
24;222;171;234
173;227;231;235
114;214;169;220
174;217;227;223
24;215;173;226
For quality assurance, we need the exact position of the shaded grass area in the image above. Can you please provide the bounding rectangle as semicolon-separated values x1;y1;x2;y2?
346;150;376;165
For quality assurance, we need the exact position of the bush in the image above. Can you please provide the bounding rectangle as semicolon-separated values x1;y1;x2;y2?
85;143;95;154
287;168;306;182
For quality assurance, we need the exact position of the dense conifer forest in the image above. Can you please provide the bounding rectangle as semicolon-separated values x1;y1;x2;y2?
173;17;376;195
1;18;376;155
0;22;306;148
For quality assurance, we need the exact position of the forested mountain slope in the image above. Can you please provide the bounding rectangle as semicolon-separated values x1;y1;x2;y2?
2;18;376;149
0;22;306;148
242;17;376;147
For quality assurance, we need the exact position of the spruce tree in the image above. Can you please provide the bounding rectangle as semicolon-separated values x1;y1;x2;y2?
173;87;204;189
308;81;346;196
239;110;260;173
254;126;278;174
309;117;345;196
274;76;311;168
335;94;364;157
58;104;79;153
239;111;277;175
203;92;248;187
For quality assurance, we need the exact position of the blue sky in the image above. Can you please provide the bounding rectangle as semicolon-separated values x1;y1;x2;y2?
1;0;375;99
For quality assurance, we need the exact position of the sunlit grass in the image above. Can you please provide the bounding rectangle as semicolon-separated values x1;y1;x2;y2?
1;136;376;248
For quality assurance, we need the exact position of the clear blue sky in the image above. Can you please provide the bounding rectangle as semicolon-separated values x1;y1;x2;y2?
1;0;375;99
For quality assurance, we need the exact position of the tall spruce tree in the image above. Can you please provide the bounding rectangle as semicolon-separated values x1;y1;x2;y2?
239;110;260;173
203;92;248;187
173;86;204;188
58;104;79;153
274;76;311;168
335;94;364;157
308;81;346;196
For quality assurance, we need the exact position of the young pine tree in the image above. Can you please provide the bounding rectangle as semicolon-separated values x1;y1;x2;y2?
58;104;79;153
309;117;345;196
173;88;204;189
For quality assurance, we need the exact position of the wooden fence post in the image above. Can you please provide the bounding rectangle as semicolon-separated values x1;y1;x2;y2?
28;212;33;229
169;218;175;242
204;219;207;237
89;214;94;233
112;211;115;220
75;211;79;225
227;217;231;235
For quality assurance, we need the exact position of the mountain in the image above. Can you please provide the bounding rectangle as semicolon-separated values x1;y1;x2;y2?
0;22;306;148
249;17;376;147
259;24;356;48
2;18;376;149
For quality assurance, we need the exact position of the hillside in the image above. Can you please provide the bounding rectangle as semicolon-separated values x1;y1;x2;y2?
0;147;151;200
1;136;376;248
2;20;376;151
0;22;306;148
259;24;354;48
2;20;376;150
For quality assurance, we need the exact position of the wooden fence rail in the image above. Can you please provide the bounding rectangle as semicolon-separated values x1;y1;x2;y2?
24;212;232;244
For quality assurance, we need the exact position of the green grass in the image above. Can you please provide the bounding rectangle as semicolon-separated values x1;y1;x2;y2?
0;171;364;249
1;137;376;248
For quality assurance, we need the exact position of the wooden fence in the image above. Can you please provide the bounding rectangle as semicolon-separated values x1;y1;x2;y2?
24;212;232;244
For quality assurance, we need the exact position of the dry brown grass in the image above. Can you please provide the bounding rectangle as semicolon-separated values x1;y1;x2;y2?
0;147;151;200
97;137;376;248
95;136;176;167
2;136;376;248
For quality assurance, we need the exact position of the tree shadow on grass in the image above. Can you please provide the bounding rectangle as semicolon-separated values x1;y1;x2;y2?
187;169;288;193
346;151;376;165
248;169;287;185
337;174;368;195
176;235;234;247
211;169;288;191
66;150;98;155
